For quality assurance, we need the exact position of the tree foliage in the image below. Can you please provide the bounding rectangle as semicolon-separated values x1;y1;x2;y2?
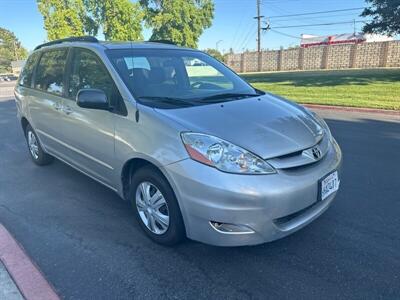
84;0;143;41
361;0;400;35
0;27;28;73
139;0;214;48
204;48;223;61
37;0;143;41
37;0;86;40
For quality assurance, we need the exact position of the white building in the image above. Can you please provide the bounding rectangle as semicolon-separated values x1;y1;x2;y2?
300;33;394;48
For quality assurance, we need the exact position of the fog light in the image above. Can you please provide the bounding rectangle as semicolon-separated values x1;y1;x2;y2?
210;221;255;234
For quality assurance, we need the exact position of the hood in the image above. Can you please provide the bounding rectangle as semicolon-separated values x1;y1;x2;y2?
155;94;323;159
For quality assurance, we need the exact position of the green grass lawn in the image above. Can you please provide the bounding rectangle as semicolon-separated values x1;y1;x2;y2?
240;68;400;110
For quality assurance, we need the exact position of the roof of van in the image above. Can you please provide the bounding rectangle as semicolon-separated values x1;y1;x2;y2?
33;37;195;52
101;41;190;50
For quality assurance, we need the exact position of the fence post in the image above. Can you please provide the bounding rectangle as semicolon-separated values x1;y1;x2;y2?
322;46;330;69
258;51;262;72
277;50;283;71
380;41;390;67
240;53;246;73
298;47;304;70
349;44;358;68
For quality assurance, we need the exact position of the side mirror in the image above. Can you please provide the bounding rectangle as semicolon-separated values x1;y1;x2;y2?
76;89;110;110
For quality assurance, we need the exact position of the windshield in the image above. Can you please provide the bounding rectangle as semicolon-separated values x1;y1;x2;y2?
106;49;261;108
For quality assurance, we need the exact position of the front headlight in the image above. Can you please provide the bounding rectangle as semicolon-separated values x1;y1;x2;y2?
181;132;276;174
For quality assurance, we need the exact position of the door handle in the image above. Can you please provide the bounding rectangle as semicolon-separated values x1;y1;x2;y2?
52;102;62;111
63;106;73;115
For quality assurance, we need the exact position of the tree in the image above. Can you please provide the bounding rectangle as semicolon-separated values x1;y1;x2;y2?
37;0;143;41
84;0;143;41
140;0;214;48
361;0;400;35
37;0;86;40
0;27;28;73
204;48;223;61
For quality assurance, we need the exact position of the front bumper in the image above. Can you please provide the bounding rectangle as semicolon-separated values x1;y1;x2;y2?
164;139;342;246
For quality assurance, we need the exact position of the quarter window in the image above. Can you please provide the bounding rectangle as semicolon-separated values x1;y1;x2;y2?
18;52;39;88
34;49;68;95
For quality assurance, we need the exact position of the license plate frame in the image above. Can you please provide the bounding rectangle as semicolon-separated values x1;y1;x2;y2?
319;170;340;201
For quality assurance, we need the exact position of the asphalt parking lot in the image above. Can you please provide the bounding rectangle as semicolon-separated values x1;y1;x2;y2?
0;93;399;299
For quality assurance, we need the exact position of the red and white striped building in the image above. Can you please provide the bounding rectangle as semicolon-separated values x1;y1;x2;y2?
300;33;393;48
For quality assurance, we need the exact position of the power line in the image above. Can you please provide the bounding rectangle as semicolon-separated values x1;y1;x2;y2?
268;29;302;39
269;12;367;23
238;23;257;50
240;26;258;50
230;9;250;49
270;20;365;29
235;18;256;50
266;2;333;27
268;7;365;19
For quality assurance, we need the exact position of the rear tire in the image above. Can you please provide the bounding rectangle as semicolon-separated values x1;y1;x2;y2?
128;165;186;246
25;124;53;166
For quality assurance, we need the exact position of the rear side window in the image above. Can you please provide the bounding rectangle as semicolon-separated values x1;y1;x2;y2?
34;49;68;96
19;52;39;87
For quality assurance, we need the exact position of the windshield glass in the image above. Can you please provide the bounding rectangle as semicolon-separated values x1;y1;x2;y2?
106;49;261;108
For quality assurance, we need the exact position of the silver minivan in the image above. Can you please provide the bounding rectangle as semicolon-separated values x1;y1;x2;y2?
15;37;342;246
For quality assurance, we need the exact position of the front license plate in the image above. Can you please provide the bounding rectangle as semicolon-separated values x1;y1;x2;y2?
320;171;340;201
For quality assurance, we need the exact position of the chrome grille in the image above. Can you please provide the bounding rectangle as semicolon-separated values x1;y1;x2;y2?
267;133;329;169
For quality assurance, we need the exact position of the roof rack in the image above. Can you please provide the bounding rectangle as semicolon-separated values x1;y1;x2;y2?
147;39;177;45
34;36;99;50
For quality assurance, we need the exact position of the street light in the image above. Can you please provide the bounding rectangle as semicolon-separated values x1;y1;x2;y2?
216;40;223;52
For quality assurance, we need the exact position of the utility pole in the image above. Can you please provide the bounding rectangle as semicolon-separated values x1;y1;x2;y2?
254;0;264;53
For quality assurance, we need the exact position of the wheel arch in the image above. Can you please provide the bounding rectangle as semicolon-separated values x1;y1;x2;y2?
21;117;29;133
121;157;174;201
121;156;188;233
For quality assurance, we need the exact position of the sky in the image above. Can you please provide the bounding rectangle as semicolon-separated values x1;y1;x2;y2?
0;0;376;53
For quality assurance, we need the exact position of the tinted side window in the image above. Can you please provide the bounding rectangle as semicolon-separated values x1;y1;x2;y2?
35;49;68;96
68;49;117;104
19;52;39;87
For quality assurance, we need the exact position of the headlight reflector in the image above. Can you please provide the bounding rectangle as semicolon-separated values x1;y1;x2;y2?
181;132;276;174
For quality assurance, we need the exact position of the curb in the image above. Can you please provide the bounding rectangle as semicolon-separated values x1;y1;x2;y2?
303;104;400;116
0;224;60;300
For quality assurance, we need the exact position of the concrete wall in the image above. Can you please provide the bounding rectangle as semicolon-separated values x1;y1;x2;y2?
226;40;400;72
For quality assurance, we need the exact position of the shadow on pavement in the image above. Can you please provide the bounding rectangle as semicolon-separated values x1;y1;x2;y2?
0;98;399;299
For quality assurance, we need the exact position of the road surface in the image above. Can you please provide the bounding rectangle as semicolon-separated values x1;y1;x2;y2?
0;96;399;299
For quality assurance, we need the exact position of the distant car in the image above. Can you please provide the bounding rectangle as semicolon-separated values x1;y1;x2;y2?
193;62;207;66
14;37;342;246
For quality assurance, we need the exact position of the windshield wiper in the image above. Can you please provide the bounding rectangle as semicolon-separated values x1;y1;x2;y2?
137;96;195;107
196;92;259;103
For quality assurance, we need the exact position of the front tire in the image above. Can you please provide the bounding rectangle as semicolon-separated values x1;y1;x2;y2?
25;124;53;166
129;166;185;246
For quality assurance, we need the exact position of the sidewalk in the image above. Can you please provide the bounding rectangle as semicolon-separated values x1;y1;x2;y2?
0;224;59;300
0;262;23;300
